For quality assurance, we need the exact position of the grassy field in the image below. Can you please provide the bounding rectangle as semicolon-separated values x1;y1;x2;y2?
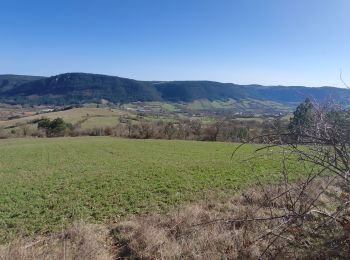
0;106;187;132
0;105;286;137
0;137;303;242
186;98;293;112
0;107;124;128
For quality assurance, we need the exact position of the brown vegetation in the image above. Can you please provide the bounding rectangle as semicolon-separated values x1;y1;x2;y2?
0;222;111;260
111;177;349;259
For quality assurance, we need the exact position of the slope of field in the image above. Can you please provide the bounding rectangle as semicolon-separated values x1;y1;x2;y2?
186;98;292;112
0;107;125;129
0;137;302;242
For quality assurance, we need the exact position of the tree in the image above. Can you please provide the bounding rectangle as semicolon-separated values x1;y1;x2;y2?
288;98;314;139
139;120;154;139
37;118;51;129
177;120;191;140
38;117;68;137
190;120;202;140
164;122;176;140
202;120;225;141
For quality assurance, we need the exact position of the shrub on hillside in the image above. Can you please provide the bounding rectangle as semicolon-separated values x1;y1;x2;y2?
37;117;72;137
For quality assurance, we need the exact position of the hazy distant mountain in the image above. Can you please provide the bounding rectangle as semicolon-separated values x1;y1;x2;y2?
1;72;349;112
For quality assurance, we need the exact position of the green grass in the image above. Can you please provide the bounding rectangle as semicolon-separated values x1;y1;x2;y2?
187;99;213;110
0;137;302;242
146;101;178;112
80;116;119;129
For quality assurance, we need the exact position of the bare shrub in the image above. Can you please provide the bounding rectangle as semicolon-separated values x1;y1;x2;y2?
228;98;350;258
104;126;114;136
0;127;9;139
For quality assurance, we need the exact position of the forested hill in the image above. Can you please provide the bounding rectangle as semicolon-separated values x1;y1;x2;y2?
0;75;44;93
1;73;349;110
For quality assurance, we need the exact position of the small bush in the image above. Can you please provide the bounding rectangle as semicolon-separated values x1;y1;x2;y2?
37;117;70;137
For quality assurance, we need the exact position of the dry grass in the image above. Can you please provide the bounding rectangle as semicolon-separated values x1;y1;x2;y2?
111;178;346;259
0;222;112;260
111;192;277;259
1;178;347;260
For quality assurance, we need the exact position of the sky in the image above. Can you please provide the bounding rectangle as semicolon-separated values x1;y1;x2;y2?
1;0;350;87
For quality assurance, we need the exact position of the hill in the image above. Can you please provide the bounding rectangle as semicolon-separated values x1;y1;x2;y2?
2;73;161;105
0;74;45;93
1;72;349;111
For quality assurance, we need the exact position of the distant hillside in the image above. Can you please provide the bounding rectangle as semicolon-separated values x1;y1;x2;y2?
153;81;247;101
0;72;349;111
0;75;45;93
3;73;162;105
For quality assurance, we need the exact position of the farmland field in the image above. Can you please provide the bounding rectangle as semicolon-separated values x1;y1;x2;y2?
0;107;125;128
0;137;302;242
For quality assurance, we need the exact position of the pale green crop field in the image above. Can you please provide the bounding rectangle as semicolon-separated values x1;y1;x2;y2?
0;137;302;242
80;116;119;129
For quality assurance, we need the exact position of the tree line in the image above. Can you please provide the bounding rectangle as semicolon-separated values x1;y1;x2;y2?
1;115;285;142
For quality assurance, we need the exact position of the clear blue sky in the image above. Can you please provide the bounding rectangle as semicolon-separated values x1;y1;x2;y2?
1;0;349;86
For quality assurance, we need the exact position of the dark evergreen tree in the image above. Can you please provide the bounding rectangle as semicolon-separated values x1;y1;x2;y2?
38;117;68;137
288;98;314;139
